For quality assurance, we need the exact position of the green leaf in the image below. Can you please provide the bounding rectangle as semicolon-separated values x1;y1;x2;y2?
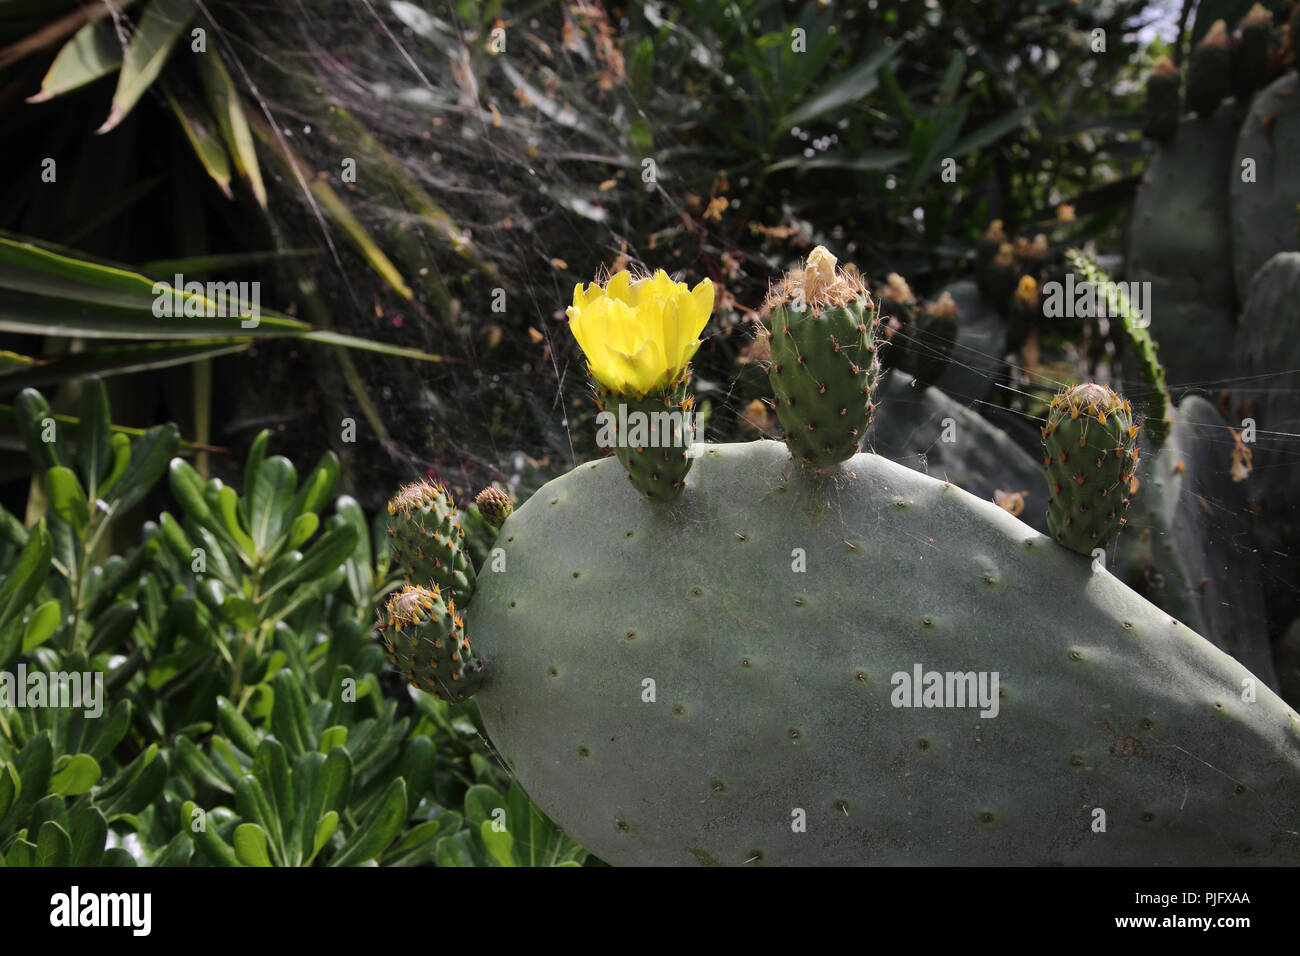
99;0;200;134
271;669;312;760
163;81;233;200
384;818;441;862
0;520;52;633
242;430;270;507
68;804;108;866
216;483;255;557
13;388;66;472
76;376;112;497
49;753;100;796
480;819;516;866
233;823;273;867
0;764;19;823
96;432;132;499
951;106;1036;158
779;42;899;130
434;830;482;867
194;45;266;207
331;496;371;609
248;456;296;555
106;424;179;517
45;466;90;535
285;512;318;551
28;17;123;103
181;800;240;866
328;778;406;866
35;821;72;867
258;523;357;601
216;696;260;756
20;600;60;653
86;599;137;655
308;811;338;865
284;452;338;524
2;733;52;832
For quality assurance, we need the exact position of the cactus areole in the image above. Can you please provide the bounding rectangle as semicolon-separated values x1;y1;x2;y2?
463;440;1300;866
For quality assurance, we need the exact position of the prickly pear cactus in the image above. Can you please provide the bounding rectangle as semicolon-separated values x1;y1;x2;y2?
876;272;919;372
1144;56;1181;143
767;246;881;469
386;481;475;606
1127;104;1239;312
1230;74;1300;301
379;584;482;702
909;291;959;387
474;486;514;529
1232;4;1276;100
1112;396;1278;686
595;383;697;504
1186;20;1232;116
1042;383;1140;554
1234;252;1300;632
467;440;1300;865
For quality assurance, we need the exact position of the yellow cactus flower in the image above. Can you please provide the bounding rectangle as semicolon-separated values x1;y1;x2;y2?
567;269;713;395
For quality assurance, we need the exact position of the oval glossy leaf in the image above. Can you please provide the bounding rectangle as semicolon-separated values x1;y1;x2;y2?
233;823;273;867
76;376;112;495
49;753;101;796
46;465;91;535
35;820;72;867
327;778;406;867
248;456;296;554
20;600;60;653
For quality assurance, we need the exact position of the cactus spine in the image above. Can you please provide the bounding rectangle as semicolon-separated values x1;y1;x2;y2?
1042;383;1140;554
766;246;881;469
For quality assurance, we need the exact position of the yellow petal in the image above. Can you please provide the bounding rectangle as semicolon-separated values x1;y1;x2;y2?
688;278;714;337
604;270;633;305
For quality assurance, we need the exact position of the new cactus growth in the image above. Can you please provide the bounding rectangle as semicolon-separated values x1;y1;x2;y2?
766;246;881;469
1234;4;1276;99
566;269;713;503
474;485;514;529
384;478;478;606
876;272;918;371
386;481;475;607
1186;20;1231;116
1042;383;1140;554
1007;275;1040;351
1144;56;1181;143
1065;249;1172;446
910;291;959;387
379;584;482;702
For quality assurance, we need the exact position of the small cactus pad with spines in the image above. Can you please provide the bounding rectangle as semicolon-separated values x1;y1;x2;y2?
1144;56;1181;143
1042;383;1141;554
380;584;482;702
474;486;514;529
767;246;881;469
386;481;475;607
595;381;696;503
1186;20;1231;116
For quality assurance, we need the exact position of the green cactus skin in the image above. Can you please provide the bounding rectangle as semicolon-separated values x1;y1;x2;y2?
1230;74;1300;302
1065;250;1172;447
868;369;1048;534
1127;108;1238;313
386;481;475;607
474;486;514;529
1042;383;1140;554
1144;58;1181;144
1112;396;1278;687
768;291;881;470
467;440;1300;865
380;584;482;702
594;382;696;503
1186;21;1232;117
1234;252;1300;634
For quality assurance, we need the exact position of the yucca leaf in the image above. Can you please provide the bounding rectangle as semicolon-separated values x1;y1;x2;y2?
27;16;122;102
98;0;199;135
